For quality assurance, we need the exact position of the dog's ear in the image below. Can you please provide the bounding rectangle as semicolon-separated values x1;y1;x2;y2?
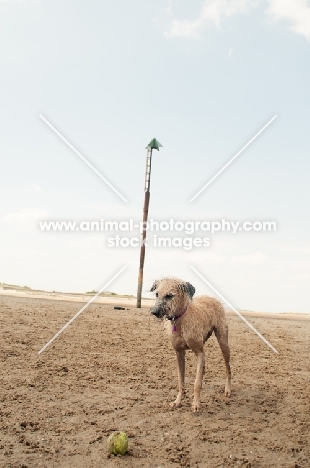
185;282;195;299
150;280;158;292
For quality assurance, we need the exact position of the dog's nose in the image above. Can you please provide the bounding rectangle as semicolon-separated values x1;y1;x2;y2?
150;307;160;317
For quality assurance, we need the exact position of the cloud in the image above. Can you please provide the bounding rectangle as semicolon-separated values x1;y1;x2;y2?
165;0;310;40
0;248;36;259
0;0;39;3
167;0;254;38
275;242;310;254
168;18;203;38
31;184;43;193
2;207;48;225
230;251;270;265
266;0;310;40
0;0;40;5
85;202;140;219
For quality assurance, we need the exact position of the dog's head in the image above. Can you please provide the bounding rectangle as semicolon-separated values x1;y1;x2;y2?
150;277;195;319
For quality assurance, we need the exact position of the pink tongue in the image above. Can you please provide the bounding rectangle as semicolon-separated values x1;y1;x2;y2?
173;324;177;333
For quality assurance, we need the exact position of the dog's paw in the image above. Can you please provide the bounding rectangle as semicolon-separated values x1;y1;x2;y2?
224;388;231;397
192;401;201;413
170;400;181;409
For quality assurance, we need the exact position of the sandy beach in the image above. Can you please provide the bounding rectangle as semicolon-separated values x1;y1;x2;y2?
0;294;309;467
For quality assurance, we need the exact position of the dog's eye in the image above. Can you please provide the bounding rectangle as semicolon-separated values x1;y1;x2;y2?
165;294;174;300
156;293;158;297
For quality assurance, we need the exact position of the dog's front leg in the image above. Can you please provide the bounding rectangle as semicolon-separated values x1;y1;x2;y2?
192;351;205;412
170;350;185;409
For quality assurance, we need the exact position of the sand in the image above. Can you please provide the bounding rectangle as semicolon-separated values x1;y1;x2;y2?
0;287;153;308
0;294;309;467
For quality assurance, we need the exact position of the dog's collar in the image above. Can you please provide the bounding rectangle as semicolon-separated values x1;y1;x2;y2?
167;306;188;333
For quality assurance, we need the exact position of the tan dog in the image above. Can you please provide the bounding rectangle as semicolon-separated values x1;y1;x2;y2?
150;277;231;412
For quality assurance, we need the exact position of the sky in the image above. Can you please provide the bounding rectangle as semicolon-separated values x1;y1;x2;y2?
0;0;310;313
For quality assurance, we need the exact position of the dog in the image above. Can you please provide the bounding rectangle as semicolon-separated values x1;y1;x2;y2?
150;277;231;412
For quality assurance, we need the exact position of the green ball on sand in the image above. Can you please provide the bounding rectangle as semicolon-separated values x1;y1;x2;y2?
107;431;128;455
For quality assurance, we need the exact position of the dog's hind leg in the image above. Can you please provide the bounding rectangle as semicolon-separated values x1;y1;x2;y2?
170;350;185;409
214;326;231;397
192;350;205;412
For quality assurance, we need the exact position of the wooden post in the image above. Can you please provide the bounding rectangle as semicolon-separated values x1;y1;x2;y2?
136;139;162;308
137;190;150;308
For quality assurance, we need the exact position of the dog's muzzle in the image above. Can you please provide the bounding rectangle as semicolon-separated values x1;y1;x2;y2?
150;306;164;318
